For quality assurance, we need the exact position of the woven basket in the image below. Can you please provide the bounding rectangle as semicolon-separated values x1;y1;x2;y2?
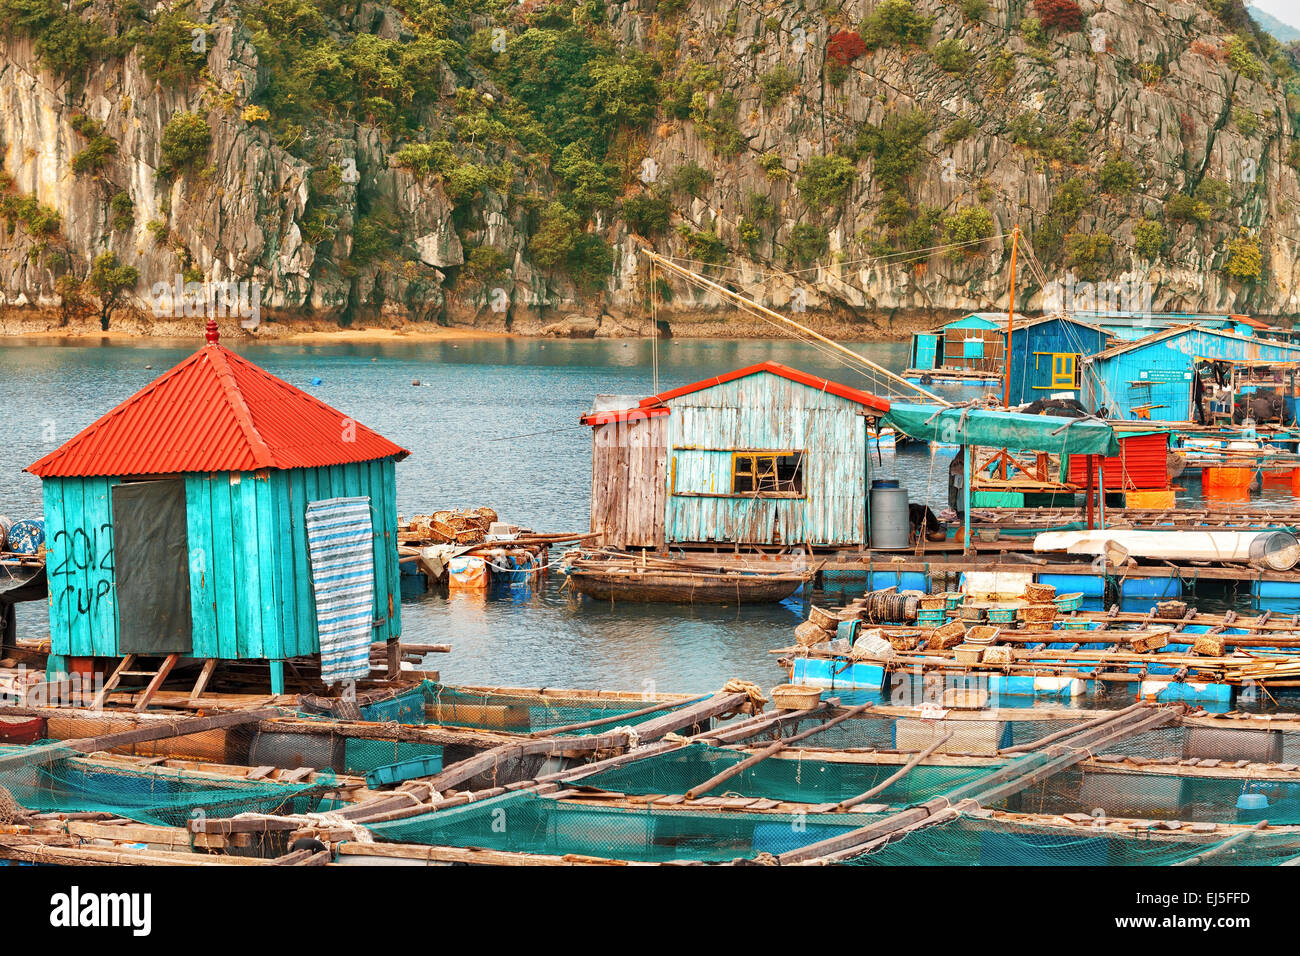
958;603;988;623
953;645;983;665
927;619;966;650
1193;634;1227;657
918;595;948;611
987;604;1018;625
795;620;834;647
1053;592;1084;613
1024;582;1056;602
888;630;923;651
807;606;839;630
981;645;1015;665
1131;630;1170;653
1019;603;1058;625
1156;600;1188;620
772;684;823;711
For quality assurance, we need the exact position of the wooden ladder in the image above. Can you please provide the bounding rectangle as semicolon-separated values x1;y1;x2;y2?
92;654;181;712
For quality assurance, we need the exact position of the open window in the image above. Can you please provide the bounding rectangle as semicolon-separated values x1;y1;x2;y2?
731;451;805;497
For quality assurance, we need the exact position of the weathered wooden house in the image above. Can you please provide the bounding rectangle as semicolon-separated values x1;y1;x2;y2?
27;323;408;699
581;362;889;549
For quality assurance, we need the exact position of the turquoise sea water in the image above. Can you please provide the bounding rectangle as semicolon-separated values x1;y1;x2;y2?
0;335;1291;694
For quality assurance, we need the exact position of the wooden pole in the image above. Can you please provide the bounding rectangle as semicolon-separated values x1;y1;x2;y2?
836;730;953;810
1171;820;1268;866
683;702;874;800
641;249;951;406
1003;225;1020;408
1085;456;1096;530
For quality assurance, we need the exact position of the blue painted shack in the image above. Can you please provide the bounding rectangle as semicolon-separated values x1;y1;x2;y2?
1082;325;1300;421
26;323;409;695
581;362;890;548
1006;315;1110;406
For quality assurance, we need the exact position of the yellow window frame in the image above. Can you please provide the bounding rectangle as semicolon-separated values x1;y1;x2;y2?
1032;351;1080;390
730;450;806;498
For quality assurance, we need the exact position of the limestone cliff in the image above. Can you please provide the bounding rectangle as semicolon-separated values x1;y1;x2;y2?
0;0;1298;336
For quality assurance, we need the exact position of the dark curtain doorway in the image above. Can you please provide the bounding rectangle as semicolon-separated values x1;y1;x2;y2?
112;479;193;654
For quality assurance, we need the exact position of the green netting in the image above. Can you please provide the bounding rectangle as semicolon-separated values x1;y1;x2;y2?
0;744;333;827
369;790;880;863
341;739;443;775
573;742;992;804
839;815;1300;866
357;680;694;735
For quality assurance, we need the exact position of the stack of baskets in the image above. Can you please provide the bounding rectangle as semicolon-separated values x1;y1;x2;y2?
1019;581;1058;627
795;605;840;646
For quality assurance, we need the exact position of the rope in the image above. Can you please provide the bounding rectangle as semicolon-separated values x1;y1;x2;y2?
722;678;769;710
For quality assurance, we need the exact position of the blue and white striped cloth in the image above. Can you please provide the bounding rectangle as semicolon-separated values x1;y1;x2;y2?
305;496;376;685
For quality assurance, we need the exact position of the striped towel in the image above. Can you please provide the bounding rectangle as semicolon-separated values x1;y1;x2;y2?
305;497;376;685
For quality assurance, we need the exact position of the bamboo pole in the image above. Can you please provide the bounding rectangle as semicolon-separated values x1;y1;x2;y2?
1171;820;1268;866
640;249;950;405
682;702;874;799
836;730;954;810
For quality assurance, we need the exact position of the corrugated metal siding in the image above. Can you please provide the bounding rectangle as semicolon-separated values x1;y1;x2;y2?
1067;433;1169;489
28;345;408;478
663;373;867;546
1084;329;1300;420
46;460;401;660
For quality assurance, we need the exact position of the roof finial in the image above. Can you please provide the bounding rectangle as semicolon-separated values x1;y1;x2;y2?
205;318;219;345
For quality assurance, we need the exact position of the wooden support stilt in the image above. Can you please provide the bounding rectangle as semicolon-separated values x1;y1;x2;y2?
91;655;135;711
386;637;401;679
188;659;218;704
132;654;179;712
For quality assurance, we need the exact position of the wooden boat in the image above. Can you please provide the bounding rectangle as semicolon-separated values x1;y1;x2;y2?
565;564;811;604
561;549;814;604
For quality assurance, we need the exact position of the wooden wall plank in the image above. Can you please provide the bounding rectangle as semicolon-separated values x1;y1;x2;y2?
186;474;219;659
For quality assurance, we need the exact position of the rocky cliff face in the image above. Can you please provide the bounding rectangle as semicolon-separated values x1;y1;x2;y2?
0;0;1297;337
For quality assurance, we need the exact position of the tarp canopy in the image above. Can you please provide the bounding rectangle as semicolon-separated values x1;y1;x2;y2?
883;404;1120;457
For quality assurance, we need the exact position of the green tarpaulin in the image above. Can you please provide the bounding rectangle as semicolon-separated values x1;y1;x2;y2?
883;404;1120;457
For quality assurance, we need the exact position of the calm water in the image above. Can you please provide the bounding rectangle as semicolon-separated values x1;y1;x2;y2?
0;336;1294;694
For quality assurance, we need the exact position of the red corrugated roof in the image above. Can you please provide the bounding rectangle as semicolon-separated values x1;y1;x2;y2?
27;339;408;478
585;361;889;424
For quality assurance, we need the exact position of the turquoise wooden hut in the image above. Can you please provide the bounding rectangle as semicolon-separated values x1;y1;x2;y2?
27;322;408;698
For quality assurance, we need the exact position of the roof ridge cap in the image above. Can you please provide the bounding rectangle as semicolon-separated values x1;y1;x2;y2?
204;345;277;468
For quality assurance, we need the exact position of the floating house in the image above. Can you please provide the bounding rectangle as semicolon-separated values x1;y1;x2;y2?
581;362;890;549
1082;326;1300;421
27;322;409;697
906;313;1111;404
905;314;1007;397
1067;311;1292;344
1005;315;1111;406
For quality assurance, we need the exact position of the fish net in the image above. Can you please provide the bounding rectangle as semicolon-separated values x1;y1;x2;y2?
358;680;691;735
0;743;333;827
572;742;990;804
368;790;878;863
563;714;1300;832
837;815;1300;866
